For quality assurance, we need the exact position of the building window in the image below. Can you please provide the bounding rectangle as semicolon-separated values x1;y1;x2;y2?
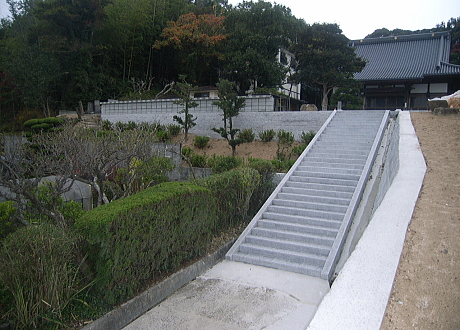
194;92;210;98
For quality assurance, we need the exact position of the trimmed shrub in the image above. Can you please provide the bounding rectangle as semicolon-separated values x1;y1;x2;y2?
31;123;53;131
258;129;276;142
246;158;276;216
24;117;63;129
194;135;210;149
207;155;242;174
237;128;255;143
0;224;80;329
42;117;64;126
194;167;260;229
75;182;216;304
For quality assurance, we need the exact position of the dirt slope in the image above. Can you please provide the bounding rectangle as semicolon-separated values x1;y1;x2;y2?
381;112;460;329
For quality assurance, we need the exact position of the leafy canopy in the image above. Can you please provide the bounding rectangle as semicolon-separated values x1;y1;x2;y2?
292;23;366;110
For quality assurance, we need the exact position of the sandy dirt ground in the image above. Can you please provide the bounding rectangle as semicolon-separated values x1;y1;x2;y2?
380;112;460;329
172;134;298;160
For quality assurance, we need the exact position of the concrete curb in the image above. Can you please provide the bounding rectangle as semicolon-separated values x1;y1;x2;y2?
82;240;236;330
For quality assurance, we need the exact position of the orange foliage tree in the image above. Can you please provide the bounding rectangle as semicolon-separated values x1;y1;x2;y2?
154;12;227;85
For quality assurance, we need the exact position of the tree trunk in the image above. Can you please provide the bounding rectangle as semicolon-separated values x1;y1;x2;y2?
321;84;329;111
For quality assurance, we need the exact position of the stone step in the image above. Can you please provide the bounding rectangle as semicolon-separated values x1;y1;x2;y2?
305;152;368;161
257;219;338;238
238;243;327;267
245;235;331;257
226;110;390;282
250;226;335;247
309;147;370;156
303;157;367;165
295;166;363;176
297;162;364;170
263;212;342;229
284;181;356;193
272;199;348;214
289;174;359;186
231;252;323;277
267;205;345;221
277;192;351;206
280;187;353;200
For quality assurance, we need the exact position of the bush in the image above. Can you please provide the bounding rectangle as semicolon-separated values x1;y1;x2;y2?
300;130;316;145
0;201;18;241
181;146;193;159
167;124;181;137
245;158;276;216
207;155;242;174
31;123;53;131
101;120;113;131
276;130;294;161
277;130;294;144
114;121;135;131
42;117;64;126
190;153;208;168
258;129;276;142
292;144;307;156
75;182;216;304
194;135;210;149
271;158;295;172
156;129;171;142
237;128;255;143
0;224;81;329
194;167;260;229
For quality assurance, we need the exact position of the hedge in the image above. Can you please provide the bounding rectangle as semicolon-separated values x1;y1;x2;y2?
75;181;216;304
194;167;260;229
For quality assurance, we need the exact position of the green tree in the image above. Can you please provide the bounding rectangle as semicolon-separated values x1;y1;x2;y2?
330;86;364;110
173;75;198;141
292;23;366;110
212;79;246;156
222;1;304;94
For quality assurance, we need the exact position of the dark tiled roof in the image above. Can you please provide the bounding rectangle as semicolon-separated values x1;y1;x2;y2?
350;32;460;82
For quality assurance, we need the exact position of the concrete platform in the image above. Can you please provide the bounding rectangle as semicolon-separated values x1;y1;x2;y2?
123;261;329;330
112;111;425;330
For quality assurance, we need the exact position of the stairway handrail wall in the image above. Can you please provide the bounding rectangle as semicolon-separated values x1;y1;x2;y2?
321;110;391;281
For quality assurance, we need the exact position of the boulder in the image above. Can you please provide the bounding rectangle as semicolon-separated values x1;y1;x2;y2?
428;99;448;111
300;104;318;111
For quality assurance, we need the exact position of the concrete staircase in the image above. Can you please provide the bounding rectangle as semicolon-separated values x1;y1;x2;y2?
226;110;390;282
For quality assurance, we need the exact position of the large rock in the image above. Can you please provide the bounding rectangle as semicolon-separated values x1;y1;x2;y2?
300;104;318;111
428;99;448;111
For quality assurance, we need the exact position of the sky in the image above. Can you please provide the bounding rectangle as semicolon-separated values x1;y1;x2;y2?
0;0;459;40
